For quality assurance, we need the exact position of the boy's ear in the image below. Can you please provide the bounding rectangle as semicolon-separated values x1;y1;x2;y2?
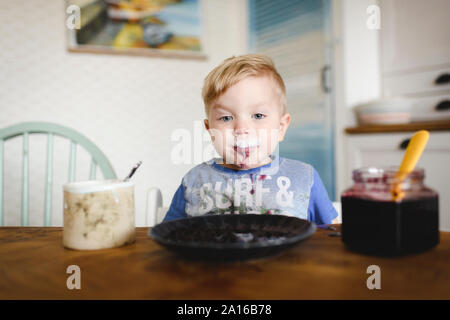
278;113;291;142
204;119;215;142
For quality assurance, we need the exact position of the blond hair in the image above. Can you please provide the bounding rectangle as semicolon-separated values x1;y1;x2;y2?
202;54;286;116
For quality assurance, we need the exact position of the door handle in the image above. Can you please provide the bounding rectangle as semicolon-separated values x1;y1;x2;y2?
321;65;331;93
435;100;450;111
399;138;410;150
435;73;450;85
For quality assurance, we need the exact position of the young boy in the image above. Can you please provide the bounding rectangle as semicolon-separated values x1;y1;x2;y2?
163;54;338;225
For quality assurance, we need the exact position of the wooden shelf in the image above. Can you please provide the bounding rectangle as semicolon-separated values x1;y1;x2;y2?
345;121;450;134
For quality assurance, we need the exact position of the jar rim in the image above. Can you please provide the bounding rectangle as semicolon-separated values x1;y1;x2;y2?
63;179;134;194
353;166;424;182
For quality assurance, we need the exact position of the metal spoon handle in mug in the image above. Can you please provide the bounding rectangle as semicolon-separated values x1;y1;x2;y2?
124;161;142;181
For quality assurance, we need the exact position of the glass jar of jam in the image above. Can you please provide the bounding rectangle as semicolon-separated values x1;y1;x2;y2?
341;167;439;256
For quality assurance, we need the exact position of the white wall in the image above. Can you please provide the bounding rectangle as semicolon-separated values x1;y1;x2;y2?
331;0;381;197
0;0;384;225
0;0;247;226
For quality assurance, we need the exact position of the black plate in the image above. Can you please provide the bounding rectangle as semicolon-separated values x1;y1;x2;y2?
149;214;316;261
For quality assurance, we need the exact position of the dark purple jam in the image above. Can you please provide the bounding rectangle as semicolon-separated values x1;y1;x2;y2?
341;196;439;256
166;224;296;244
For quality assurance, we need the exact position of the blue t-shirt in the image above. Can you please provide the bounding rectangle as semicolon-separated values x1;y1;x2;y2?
163;155;337;225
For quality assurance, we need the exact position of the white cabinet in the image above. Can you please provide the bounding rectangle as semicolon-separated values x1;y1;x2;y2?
345;132;450;231
380;0;450;76
379;0;450;122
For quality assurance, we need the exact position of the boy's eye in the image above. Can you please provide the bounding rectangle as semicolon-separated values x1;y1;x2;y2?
219;116;233;122
253;113;266;119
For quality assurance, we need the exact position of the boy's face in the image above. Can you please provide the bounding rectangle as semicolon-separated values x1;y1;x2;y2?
204;75;291;170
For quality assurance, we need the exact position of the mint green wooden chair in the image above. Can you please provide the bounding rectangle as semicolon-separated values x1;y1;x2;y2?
0;122;116;226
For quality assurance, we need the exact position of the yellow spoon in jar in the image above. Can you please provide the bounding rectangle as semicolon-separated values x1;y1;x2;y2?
391;130;430;202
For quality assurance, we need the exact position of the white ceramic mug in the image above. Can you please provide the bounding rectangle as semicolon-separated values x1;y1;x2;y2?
63;179;135;250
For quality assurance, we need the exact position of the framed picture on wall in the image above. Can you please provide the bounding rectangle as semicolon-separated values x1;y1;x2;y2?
66;0;206;59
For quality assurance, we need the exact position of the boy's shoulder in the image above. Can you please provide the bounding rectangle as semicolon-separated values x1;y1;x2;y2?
180;158;219;186
185;158;216;174
280;157;313;171
279;157;315;180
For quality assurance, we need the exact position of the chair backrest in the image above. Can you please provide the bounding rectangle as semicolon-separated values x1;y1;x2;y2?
0;122;117;226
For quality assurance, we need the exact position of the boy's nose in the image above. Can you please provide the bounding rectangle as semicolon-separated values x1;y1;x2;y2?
234;127;249;136
233;119;251;135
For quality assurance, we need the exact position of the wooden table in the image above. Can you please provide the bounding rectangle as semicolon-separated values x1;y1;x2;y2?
1;226;450;300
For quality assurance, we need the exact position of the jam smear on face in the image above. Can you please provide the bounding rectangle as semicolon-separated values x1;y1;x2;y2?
234;146;251;168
